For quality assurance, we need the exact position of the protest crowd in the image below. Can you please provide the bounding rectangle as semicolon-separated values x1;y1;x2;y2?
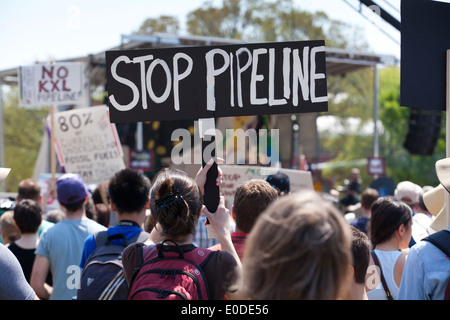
0;155;449;301
2;0;450;308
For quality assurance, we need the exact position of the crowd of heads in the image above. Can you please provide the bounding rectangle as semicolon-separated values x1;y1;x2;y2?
0;159;449;301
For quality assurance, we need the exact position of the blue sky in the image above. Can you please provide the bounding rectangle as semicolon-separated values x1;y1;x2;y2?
0;0;404;71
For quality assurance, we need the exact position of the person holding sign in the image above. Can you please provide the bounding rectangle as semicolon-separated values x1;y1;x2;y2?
122;165;242;300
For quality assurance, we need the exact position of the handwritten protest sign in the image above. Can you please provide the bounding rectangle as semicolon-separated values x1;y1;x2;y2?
19;62;84;106
220;165;313;208
49;105;125;185
105;40;328;123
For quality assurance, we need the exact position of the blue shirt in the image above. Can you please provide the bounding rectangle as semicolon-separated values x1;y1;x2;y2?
36;219;106;300
350;216;369;234
79;223;142;269
398;227;450;300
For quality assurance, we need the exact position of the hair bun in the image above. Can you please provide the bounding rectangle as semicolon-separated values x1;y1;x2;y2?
157;178;175;198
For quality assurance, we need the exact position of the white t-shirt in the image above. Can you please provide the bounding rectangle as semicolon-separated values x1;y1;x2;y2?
367;249;402;300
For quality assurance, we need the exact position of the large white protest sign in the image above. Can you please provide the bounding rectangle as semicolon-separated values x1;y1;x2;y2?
19;62;84;106
220;165;313;208
49;105;125;185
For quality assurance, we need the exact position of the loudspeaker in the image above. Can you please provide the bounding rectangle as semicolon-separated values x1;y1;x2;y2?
403;108;442;155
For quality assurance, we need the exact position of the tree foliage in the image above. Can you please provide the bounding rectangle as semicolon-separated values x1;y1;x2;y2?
377;67;445;187
185;0;366;48
321;67;446;189
2;87;49;191
134;15;180;34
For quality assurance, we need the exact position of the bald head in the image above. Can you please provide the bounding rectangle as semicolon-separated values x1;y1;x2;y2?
17;179;41;203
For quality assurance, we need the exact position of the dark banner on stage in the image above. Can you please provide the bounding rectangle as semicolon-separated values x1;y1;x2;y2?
105;40;328;123
401;0;450;111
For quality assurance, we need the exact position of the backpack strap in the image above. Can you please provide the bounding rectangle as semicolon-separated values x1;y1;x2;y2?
422;230;450;257
157;240;184;259
94;231;111;246
371;251;394;300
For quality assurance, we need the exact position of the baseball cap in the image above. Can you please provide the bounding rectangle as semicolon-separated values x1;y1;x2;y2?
266;172;290;195
57;173;88;205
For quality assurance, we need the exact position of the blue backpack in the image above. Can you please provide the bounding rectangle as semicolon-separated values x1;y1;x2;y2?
77;231;149;300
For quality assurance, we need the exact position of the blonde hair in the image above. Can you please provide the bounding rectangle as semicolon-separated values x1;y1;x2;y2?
243;190;352;300
0;210;21;244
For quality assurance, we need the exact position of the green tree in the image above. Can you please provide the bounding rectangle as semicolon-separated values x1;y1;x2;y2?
377;67;445;187
186;0;246;39
134;15;180;34
3;87;49;191
321;67;446;189
186;0;366;48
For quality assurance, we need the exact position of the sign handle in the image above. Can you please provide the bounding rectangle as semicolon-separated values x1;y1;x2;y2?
49;105;57;199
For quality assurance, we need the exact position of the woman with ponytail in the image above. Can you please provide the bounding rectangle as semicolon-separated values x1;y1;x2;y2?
365;196;412;300
122;163;242;300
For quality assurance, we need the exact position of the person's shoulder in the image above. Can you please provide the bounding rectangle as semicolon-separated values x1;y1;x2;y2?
122;242;146;272
0;242;12;257
40;219;55;229
39;219;64;237
414;234;450;260
123;242;146;261
207;248;237;268
85;219;107;231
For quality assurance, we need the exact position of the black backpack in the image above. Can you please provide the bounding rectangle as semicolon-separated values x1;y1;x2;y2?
423;229;450;300
77;230;149;300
